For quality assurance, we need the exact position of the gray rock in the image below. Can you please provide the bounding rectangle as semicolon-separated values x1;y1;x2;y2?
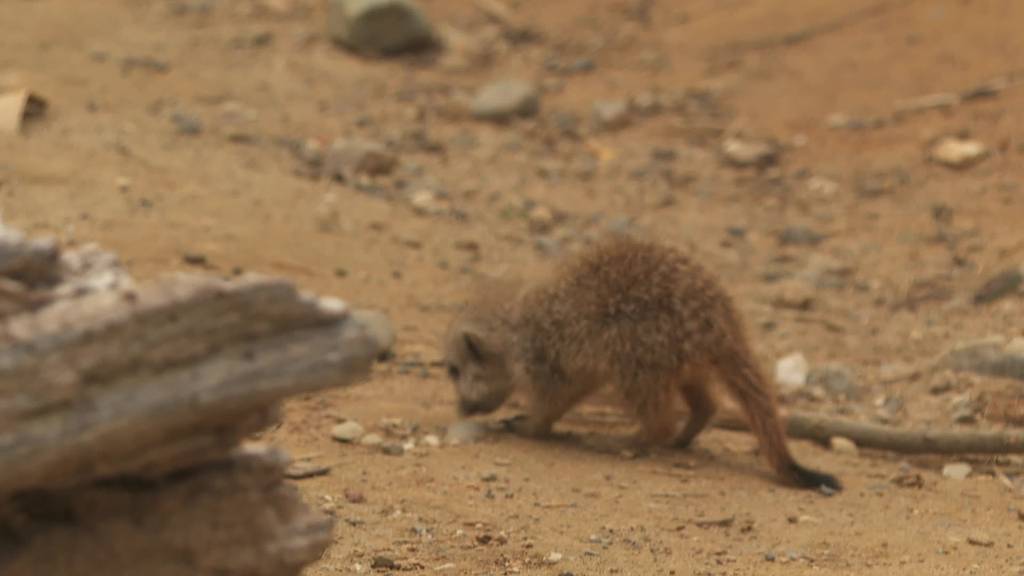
324;138;397;181
331;420;365;442
778;226;825;247
380;442;405;455
973;265;1023;305
444;419;488;445
549;111;581;138
327;0;436;56
470;80;540;122
592;100;630;131
720;137;779;168
806;364;860;399
350;308;395;360
284;461;331;479
941;336;1024;381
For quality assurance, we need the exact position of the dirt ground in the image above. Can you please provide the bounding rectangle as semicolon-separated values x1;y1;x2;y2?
2;0;1024;574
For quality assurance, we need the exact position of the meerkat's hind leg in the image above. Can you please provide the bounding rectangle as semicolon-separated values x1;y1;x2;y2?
673;368;717;449
627;377;681;449
508;375;595;439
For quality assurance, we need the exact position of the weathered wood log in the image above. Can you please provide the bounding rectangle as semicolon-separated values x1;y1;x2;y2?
0;444;333;576
0;273;384;495
0;227;60;288
0;225;391;576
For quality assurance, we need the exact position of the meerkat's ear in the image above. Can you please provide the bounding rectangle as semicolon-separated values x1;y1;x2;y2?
461;329;489;362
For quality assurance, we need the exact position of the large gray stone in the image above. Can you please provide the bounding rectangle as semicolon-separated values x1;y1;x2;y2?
328;0;436;56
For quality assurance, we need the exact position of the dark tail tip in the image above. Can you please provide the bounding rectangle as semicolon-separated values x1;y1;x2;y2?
787;463;843;493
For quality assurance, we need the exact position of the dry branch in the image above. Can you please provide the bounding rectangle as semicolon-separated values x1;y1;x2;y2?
714;410;1024;455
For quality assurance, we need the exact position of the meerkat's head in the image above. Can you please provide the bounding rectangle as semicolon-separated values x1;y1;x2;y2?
443;323;515;416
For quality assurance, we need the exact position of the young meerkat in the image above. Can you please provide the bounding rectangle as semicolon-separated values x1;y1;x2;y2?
442;234;841;492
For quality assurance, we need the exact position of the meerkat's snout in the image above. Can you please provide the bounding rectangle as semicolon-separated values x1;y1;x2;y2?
443;328;515;417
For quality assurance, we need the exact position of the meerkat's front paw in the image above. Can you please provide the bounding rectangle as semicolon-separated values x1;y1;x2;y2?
501;414;552;438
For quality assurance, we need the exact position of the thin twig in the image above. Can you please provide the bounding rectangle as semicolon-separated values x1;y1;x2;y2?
714;410;1024;455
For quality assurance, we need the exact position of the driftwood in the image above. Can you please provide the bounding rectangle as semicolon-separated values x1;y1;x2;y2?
714;410;1024;455
0;445;332;576
0;226;390;576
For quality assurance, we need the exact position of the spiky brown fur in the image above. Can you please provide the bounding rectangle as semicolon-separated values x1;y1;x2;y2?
442;235;840;491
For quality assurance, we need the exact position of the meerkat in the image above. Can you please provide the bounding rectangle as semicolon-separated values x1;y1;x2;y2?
442;234;841;492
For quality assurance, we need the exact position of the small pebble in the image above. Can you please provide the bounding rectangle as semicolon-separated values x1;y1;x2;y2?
778;226;825;247
314;193;341;232
421;434;441;448
324;138;397;181
528;205;556;233
381;442;405;455
344;489;366;503
775;352;809;393
966;532;994;547
829;436;859;456
331;421;366;443
592;100;630;131
807;364;860;399
182;252;208;266
171;111;202;135
371;555;398;570
470;79;540;122
942;462;972;481
360;433;384;446
720;136;779;168
929;136;988;169
409;189;446;215
284;461;331;479
545;552;563;564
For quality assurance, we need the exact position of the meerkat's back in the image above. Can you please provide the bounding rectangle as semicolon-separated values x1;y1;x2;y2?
521;236;734;382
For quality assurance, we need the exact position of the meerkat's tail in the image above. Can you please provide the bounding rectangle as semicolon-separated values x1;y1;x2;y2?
712;342;842;492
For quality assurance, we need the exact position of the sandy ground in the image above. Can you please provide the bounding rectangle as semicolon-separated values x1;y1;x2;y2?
2;0;1024;574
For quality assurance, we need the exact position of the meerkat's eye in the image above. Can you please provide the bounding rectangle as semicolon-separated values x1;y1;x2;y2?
447;365;461;380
